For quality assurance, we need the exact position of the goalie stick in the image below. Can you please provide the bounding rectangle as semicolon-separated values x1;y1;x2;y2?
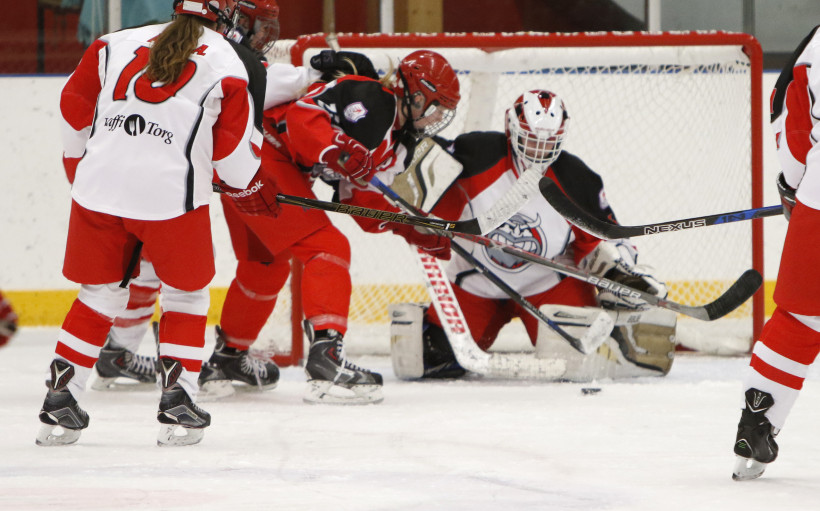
539;176;783;240
370;176;612;355
277;193;762;321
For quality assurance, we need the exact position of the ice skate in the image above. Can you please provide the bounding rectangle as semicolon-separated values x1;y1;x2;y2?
157;358;210;446
197;326;280;401
91;335;157;391
36;359;89;446
303;322;383;405
732;388;779;481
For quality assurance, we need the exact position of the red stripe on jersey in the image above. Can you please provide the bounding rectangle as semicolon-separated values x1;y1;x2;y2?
60;39;107;132
750;354;805;390
55;342;98;369
158;311;207;348
213;76;252;162
783;65;813;164
61;299;114;348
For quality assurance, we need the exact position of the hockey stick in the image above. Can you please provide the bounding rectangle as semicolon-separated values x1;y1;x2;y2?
370;176;612;354
277;193;762;321
539;176;784;240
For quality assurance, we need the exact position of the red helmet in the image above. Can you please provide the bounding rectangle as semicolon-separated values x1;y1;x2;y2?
174;0;235;23
396;50;460;137
223;0;280;55
506;90;569;170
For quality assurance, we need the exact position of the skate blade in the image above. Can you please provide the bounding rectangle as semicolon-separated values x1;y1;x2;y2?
196;380;236;402
91;376;156;392
157;424;205;447
303;380;384;405
35;424;82;446
732;455;767;481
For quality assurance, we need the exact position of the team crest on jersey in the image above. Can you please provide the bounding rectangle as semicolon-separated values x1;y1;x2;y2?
485;213;546;272
344;102;368;122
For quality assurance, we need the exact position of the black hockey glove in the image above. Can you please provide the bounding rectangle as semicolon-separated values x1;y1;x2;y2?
777;172;796;221
310;50;379;82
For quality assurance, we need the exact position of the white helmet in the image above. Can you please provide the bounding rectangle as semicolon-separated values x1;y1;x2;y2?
505;89;569;170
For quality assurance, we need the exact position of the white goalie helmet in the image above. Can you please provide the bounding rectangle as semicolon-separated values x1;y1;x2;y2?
506;89;569;170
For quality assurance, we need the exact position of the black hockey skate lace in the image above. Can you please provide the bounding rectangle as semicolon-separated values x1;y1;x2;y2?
335;339;371;374
239;352;270;378
126;352;157;376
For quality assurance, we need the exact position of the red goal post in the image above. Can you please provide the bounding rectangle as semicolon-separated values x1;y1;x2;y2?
262;31;764;367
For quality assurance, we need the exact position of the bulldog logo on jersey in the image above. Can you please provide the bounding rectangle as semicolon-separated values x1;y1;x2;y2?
344;102;368;123
485;213;546;272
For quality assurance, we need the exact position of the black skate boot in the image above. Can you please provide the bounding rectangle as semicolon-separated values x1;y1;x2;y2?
303;321;383;404
197;326;280;400
157;358;210;446
733;388;779;481
36;359;89;446
422;323;466;379
91;335;157;390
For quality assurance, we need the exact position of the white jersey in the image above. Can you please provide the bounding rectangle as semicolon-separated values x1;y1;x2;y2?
61;23;264;220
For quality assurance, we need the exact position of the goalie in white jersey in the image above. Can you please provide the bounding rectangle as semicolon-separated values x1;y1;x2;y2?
37;0;279;447
387;90;676;381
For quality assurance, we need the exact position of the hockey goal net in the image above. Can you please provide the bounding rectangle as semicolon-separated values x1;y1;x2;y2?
258;31;764;367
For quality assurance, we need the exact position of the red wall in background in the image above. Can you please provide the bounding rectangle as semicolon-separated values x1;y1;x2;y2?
1;1;85;74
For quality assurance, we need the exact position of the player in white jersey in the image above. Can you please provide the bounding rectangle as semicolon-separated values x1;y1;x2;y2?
731;24;820;481
87;0;382;396
380;90;674;381
37;0;279;448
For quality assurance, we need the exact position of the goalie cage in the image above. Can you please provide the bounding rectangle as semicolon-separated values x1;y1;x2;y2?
251;31;764;367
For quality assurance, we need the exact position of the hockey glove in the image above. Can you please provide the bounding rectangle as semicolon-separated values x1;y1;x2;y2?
310;50;379;82
777;172;796;221
320;132;376;186
0;292;18;349
214;170;281;217
581;241;667;310
391;224;452;260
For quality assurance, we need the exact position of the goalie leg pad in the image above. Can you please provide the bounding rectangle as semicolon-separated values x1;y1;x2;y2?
537;307;676;381
389;303;426;380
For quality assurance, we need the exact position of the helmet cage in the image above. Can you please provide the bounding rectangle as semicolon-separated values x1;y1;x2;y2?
506;90;569;170
224;0;280;55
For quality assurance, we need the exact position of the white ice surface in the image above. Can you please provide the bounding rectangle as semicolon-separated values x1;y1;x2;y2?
3;328;820;511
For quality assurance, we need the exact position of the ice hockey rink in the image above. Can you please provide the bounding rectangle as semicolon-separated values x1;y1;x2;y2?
1;328;818;511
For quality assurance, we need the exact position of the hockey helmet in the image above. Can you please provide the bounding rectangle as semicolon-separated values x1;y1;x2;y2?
173;0;235;24
396;50;461;137
223;0;280;55
506;89;569;170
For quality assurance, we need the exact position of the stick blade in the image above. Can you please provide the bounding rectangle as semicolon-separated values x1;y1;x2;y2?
704;269;763;320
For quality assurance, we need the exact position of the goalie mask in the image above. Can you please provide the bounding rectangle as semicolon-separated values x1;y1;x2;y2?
506;90;569;171
222;0;280;56
396;50;461;137
173;0;235;24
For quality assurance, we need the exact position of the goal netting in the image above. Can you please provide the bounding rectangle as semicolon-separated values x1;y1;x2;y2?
257;31;764;366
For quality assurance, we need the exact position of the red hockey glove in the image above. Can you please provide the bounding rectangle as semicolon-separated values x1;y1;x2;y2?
391;224;452;260
215;170;281;217
0;292;18;349
320;131;376;186
777;172;796;221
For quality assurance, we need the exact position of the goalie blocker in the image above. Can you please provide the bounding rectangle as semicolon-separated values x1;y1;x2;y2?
390;303;675;381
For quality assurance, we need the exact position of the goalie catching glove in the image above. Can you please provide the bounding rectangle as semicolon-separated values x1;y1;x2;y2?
213;169;281;217
320;131;377;187
580;241;667;310
777;171;797;221
390;223;452;260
